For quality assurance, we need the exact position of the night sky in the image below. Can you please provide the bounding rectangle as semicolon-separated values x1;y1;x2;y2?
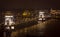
0;0;60;10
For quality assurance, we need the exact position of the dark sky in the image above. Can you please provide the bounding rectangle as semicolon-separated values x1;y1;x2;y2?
0;0;60;10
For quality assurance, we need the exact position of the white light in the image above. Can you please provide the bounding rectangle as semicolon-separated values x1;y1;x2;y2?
39;18;42;20
5;16;13;17
39;12;45;14
9;21;13;25
11;26;14;29
42;15;45;18
6;26;10;29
